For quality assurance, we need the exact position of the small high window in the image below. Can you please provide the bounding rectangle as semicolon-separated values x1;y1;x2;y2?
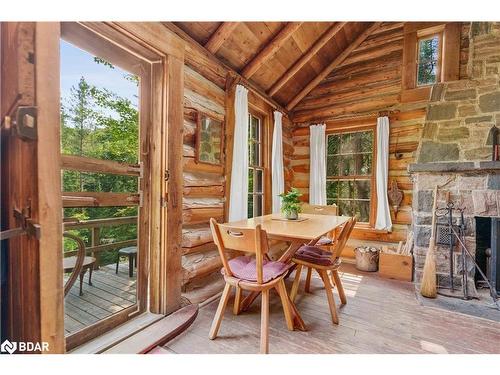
416;33;442;86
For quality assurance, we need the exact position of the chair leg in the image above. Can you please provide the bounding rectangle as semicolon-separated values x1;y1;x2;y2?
276;279;294;331
318;270;339;325
115;254;120;274
304;267;312;293
79;271;85;296
233;286;242;315
290;264;302;303
88;267;93;286
209;283;232;340
260;289;270;354
331;269;347;305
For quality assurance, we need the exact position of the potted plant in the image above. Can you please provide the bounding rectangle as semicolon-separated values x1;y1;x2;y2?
279;188;302;220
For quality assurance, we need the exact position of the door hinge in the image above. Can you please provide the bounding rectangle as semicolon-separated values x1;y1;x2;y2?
2;106;38;141
0;208;41;241
165;169;170;181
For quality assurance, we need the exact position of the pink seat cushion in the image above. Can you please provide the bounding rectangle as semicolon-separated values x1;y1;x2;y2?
293;245;334;266
316;236;333;246
226;256;291;283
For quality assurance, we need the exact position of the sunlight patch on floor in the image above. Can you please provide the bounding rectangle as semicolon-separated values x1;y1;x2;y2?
420;340;449;354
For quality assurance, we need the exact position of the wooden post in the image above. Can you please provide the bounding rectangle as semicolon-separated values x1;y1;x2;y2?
91;227;101;269
223;73;237;221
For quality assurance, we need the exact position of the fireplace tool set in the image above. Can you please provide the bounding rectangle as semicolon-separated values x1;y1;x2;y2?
435;200;500;309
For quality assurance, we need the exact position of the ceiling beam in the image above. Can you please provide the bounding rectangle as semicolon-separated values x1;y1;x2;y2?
204;22;239;54
241;22;303;79
163;22;289;116
268;22;347;97
286;22;382;111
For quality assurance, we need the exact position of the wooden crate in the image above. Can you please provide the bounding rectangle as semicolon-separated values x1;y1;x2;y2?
378;252;413;282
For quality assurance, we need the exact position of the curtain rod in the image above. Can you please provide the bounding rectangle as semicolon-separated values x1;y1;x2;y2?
231;75;289;117
294;109;401;125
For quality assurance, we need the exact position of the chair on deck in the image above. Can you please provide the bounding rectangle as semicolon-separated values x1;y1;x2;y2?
63;232;96;297
209;218;295;354
290;217;356;325
299;203;339;291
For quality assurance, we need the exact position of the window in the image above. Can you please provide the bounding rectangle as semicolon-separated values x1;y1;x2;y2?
326;130;374;223
248;112;264;218
416;33;442;86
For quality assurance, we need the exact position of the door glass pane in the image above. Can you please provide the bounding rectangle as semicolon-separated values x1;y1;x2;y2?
61;39;139;338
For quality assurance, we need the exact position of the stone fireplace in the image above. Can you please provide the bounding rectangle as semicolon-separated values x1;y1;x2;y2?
409;22;500;286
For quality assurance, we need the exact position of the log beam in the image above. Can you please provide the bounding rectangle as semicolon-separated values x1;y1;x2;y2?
204;22;239;54
286;22;382;111
241;22;303;79
268;22;346;96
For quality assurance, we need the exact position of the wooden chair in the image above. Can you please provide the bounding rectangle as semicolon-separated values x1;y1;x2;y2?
290;217;356;325
299;202;339;292
209;218;295;354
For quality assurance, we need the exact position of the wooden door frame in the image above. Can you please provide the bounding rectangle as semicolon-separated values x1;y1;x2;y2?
1;21;185;353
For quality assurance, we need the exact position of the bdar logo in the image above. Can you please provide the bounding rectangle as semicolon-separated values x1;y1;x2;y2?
1;340;17;354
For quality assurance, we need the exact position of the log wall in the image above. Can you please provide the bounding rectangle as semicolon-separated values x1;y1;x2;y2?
289;22;471;247
182;66;225;293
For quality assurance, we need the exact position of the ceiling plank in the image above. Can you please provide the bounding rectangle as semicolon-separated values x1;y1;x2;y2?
286;22;382;111
162;22;289;115
241;22;303;79
204;22;239;54
268;22;347;97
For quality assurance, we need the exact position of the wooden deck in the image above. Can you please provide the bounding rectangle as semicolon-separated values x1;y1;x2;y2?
164;263;500;354
64;263;136;336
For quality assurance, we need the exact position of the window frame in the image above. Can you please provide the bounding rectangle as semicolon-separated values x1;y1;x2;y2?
401;22;461;102
248;110;265;218
325;124;378;228
415;32;443;87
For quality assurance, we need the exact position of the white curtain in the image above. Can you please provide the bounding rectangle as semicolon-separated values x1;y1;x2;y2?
309;124;327;205
271;111;285;214
375;116;392;231
228;85;249;221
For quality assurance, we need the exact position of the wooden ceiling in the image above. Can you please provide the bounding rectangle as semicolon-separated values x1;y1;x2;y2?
172;22;399;112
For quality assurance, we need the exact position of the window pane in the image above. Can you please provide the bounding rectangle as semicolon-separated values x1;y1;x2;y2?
248;168;254;193
340;133;354;154
418;36;439;61
338;180;353;199
326;180;338;200
248;140;254;165
417;36;439;86
251;115;260;141
338;200;353;217
255;195;263;217
353;200;370;222
253;140;260;166
359;153;372;175
417;61;437;86
255;169;263;193
354;180;371;199
340;155;355;176
248;194;254;218
360;131;373;152
326;155;339;176
327;135;340;155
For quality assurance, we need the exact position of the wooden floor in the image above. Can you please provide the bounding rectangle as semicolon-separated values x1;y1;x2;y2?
64;263;136;336
164;263;500;354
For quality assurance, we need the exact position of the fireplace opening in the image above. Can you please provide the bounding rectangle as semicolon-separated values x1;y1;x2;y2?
475;216;500;296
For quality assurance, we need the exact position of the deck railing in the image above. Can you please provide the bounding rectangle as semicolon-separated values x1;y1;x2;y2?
63;216;138;268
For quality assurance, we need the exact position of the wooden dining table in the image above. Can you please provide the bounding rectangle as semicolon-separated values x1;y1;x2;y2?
227;213;350;330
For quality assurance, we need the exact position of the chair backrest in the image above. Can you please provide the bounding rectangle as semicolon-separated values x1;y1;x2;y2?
301;203;338;216
209;218;270;284
63;232;86;297
331;217;357;259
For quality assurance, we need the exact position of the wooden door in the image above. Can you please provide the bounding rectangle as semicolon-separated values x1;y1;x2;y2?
1;22;65;353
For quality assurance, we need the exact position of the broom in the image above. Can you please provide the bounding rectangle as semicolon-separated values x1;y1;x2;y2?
420;185;439;298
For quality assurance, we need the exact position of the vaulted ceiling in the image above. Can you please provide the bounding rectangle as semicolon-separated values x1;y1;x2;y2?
172;22;402;112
